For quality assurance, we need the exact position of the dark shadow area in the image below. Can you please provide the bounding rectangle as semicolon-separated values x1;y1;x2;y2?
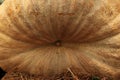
0;67;6;79
0;0;4;5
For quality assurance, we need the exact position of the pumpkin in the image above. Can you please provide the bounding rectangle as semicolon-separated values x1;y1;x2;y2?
0;0;120;79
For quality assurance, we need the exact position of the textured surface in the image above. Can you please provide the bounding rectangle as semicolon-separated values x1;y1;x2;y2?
2;72;112;80
0;0;120;79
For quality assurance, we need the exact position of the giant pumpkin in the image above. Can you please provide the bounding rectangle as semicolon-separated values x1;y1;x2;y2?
0;0;120;79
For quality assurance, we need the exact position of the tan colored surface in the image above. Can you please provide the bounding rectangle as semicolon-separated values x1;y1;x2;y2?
2;72;112;80
0;0;120;79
